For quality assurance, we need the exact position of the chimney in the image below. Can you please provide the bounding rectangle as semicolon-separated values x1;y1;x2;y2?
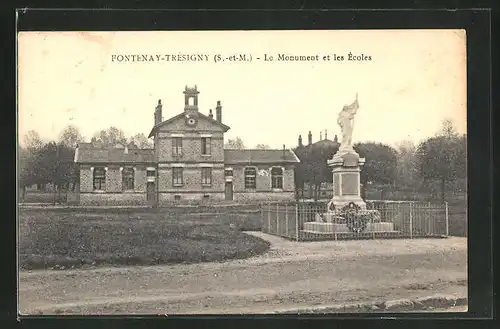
208;109;213;119
320;131;323;141
298;135;303;147
282;144;286;158
124;145;129;154
216;101;222;123
308;131;312;145
325;129;328;140
334;134;338;143
154;99;162;125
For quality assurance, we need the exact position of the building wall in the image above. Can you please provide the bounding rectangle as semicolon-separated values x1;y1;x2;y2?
157;164;225;204
158;192;225;203
230;164;295;193
80;192;147;206
233;191;295;202
78;164;151;205
157;131;225;163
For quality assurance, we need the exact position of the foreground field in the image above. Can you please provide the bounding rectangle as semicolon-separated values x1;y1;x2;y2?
19;233;467;315
19;208;267;270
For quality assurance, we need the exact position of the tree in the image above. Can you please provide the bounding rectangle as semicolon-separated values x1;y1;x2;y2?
293;142;339;200
31;142;76;198
19;131;45;195
225;137;245;149
129;133;153;148
23;130;44;151
440;118;458;138
59;125;85;148
395;140;419;190
416;132;466;202
255;144;270;150
91;126;127;148
353;142;398;199
18;145;38;199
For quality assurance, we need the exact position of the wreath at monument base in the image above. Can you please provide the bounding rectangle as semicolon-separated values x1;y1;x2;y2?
340;202;368;233
346;214;369;233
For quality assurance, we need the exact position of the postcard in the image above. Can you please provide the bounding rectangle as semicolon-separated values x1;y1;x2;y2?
18;29;467;315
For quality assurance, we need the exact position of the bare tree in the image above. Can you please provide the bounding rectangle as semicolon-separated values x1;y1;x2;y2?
91;126;127;148
23;130;44;151
224;137;246;150
129;133;153;148
59;125;85;148
255;144;270;150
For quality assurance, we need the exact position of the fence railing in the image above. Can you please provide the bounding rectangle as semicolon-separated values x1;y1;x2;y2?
261;200;449;241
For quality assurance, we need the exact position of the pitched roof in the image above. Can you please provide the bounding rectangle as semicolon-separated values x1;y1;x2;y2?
75;143;154;164
224;149;300;165
148;112;231;138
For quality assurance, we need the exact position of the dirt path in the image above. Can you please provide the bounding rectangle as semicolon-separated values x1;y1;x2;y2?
19;234;467;315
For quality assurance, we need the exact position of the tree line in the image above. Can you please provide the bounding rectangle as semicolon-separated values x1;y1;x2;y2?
293;119;466;202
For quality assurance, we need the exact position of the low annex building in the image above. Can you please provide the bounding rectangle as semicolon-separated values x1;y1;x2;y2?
74;86;300;205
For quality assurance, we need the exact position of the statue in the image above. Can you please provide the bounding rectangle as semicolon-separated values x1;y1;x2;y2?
337;93;359;149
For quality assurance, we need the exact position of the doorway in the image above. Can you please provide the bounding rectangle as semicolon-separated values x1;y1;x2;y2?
225;181;233;201
147;182;156;206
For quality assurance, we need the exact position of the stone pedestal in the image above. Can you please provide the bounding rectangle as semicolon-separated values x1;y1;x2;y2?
327;147;366;211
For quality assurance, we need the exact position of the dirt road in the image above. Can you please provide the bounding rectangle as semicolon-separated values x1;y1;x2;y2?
19;234;467;315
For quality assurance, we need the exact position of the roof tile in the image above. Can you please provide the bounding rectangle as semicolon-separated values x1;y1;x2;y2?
76;145;154;163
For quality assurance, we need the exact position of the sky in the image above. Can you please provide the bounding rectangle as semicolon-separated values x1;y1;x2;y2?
18;30;466;149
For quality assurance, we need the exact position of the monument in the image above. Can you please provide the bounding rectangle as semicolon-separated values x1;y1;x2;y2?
326;93;367;212
303;94;396;235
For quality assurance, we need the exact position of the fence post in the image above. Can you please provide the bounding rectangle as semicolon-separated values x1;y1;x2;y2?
445;201;449;236
267;204;271;234
285;203;289;238
428;201;432;236
276;203;280;236
260;203;264;232
295;203;299;241
372;210;375;240
409;202;413;239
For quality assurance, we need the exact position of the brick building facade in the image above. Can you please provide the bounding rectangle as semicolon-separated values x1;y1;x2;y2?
74;86;300;206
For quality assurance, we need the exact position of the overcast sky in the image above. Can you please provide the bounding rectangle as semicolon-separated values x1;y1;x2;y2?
18;30;466;149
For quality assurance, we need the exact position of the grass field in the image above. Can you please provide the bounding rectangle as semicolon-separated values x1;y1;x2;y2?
19;208;268;270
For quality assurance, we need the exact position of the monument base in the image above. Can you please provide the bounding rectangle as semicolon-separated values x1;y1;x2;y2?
327;196;367;212
303;221;395;234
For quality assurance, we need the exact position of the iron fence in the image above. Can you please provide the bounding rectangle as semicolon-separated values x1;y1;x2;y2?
261;200;449;241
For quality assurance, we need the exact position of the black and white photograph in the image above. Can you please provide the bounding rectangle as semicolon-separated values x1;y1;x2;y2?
17;29;467;315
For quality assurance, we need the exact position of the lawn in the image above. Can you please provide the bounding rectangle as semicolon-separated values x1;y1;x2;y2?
19;208;268;270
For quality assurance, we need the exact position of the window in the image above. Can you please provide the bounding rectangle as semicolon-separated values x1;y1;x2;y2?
174;194;181;200
201;137;211;155
224;169;233;177
172;167;183;186
271;167;284;189
146;169;155;177
244;167;257;189
122;167;135;190
172;137;183;156
201;167;212;186
203;194;210;200
93;167;106;191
